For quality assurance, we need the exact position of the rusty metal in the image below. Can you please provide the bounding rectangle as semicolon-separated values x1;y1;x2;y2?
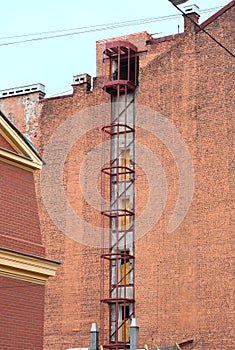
101;41;138;350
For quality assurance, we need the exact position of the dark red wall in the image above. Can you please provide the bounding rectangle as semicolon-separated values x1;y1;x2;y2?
0;276;45;350
0;143;46;349
0;161;45;256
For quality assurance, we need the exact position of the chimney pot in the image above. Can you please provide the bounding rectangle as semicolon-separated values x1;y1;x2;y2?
72;73;92;93
183;4;200;33
184;4;199;14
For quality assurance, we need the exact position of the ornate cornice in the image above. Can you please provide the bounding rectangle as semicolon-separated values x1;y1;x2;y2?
0;248;61;285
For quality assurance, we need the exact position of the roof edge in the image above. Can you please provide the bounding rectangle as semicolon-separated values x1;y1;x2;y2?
146;32;184;45
196;0;235;32
0;109;44;164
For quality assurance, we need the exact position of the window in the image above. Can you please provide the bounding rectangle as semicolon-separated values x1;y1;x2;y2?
120;251;130;285
118;305;130;342
112;57;139;85
120;149;130;181
119;198;130;229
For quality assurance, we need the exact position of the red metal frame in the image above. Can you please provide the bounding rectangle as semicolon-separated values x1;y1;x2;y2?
101;41;138;350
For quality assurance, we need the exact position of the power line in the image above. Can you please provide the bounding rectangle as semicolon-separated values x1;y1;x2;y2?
0;16;180;40
0;7;222;47
170;2;235;58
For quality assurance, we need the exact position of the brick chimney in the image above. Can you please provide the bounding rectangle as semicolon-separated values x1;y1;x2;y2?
183;4;200;34
72;73;91;94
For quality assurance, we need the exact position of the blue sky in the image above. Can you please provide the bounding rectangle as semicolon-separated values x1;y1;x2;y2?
0;0;230;97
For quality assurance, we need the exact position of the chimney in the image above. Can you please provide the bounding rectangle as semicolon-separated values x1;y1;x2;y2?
0;83;45;99
183;4;200;34
72;73;91;93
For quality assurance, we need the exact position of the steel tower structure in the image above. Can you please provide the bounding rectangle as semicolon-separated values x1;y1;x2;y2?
101;41;138;350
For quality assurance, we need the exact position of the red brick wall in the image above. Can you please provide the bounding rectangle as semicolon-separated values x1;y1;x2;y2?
0;92;43;140
38;84;104;350
134;5;234;349
0;133;16;152
1;98;47;350
0;4;233;350
0;161;45;256
0;276;45;350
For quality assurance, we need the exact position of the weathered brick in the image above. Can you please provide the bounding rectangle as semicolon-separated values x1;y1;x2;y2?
0;3;234;350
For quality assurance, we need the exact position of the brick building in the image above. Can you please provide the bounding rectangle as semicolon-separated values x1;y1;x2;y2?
0;110;60;349
0;1;234;349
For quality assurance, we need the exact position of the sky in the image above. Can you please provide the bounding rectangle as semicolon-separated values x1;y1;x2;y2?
0;0;230;97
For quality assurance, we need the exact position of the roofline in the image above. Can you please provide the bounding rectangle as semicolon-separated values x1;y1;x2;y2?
0;246;62;265
0;109;44;164
196;0;235;32
146;32;184;45
42;92;73;101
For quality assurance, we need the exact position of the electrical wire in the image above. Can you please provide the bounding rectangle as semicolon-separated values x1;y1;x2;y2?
171;2;235;58
0;7;222;47
0;16;180;40
0;6;221;41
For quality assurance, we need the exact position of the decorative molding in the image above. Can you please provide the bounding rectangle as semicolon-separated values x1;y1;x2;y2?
0;115;42;171
0;148;41;171
0;248;61;285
